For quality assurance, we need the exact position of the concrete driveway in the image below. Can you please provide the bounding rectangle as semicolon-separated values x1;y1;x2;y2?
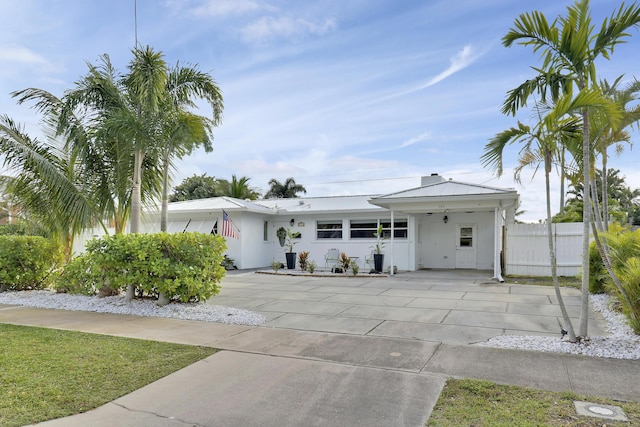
212;269;607;345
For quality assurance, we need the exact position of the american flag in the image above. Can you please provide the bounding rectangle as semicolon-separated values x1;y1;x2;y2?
221;210;239;239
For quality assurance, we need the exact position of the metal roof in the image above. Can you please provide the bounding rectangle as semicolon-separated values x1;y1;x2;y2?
373;180;516;199
160;179;518;216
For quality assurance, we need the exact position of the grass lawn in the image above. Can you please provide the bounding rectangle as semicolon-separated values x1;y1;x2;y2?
505;275;582;289
428;379;640;427
0;324;217;427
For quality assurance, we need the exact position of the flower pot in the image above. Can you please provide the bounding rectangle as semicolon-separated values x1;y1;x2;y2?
285;252;296;270
373;253;384;273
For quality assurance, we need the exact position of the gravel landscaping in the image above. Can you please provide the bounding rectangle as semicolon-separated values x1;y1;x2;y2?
476;294;640;360
0;290;267;326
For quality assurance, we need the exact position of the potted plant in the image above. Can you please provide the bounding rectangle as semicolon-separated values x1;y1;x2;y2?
372;224;385;273
284;228;300;269
276;227;287;247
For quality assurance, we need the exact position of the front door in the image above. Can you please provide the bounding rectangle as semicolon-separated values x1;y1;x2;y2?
455;225;477;269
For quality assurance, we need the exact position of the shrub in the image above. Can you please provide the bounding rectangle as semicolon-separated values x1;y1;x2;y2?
298;251;309;271
339;252;351;273
0;235;60;291
308;260;316;273
57;232;227;303
53;254;98;295
271;260;282;272
613;256;640;333
350;260;359;276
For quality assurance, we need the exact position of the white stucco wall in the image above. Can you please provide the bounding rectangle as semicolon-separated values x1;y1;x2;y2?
417;211;495;270
266;213;410;271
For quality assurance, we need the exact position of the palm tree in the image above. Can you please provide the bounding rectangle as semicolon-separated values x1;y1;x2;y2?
157;63;223;232
265;177;307;198
0;115;103;261
592;77;640;230
217;175;261;200
61;46;222;301
483;108;581;342
53;52;163;236
501;0;640;338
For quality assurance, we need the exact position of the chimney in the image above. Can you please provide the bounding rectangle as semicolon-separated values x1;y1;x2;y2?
421;173;445;186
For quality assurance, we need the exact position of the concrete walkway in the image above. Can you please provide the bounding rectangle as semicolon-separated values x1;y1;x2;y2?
0;270;638;426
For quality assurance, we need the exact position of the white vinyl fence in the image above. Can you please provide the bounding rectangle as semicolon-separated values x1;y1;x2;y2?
505;222;583;277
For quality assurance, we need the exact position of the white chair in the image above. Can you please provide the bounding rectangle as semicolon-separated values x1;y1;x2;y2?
364;251;375;270
324;248;340;269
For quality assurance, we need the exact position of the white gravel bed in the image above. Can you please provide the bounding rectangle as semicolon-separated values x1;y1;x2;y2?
476;294;640;359
0;290;266;326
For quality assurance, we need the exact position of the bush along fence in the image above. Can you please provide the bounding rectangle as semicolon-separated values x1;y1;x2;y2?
0;235;61;292
55;232;227;304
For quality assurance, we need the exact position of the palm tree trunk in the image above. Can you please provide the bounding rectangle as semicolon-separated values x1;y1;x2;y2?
126;148;144;301
559;146;566;211
545;150;576;341
160;158;170;233
602;151;609;231
579;110;590;339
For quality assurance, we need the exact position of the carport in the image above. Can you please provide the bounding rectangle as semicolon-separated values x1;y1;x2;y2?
368;174;518;281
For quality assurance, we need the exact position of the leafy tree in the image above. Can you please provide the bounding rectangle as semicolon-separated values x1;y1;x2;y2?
170;174;221;201
265;177;307;199
502;0;640;338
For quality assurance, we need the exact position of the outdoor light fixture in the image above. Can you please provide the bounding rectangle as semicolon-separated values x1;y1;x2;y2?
443;215;448;224
290;218;295;226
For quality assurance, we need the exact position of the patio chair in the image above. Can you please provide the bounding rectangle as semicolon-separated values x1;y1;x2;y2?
324;248;340;269
364;250;375;270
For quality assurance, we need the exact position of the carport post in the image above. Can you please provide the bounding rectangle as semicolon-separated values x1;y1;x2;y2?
493;207;504;282
390;209;394;275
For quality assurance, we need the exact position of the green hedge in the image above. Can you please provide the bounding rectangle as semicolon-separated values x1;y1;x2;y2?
57;232;227;302
0;236;60;291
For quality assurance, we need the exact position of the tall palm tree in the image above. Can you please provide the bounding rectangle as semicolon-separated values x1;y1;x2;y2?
157;63;223;232
265;177;307;199
593;77;640;230
62;46;223;300
501;0;640;338
483;108;581;342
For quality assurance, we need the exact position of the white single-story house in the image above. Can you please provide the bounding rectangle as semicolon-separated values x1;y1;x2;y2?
139;174;519;281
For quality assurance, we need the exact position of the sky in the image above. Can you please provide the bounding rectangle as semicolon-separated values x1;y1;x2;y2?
1;0;639;222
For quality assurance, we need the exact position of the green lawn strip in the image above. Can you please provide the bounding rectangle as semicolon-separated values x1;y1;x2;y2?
0;324;218;427
427;379;640;427
505;275;582;289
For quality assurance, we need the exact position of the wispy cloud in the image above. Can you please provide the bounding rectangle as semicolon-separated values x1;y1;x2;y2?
241;16;337;44
424;44;478;87
376;44;483;103
401;132;431;148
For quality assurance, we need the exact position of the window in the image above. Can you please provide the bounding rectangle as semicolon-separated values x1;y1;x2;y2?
380;219;408;239
317;220;342;239
350;219;408;239
263;221;268;241
350;220;378;239
459;226;473;247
